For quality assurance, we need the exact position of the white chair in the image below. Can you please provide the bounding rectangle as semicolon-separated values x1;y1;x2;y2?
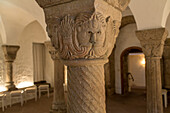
0;93;7;112
38;85;49;98
24;85;37;102
10;90;24;107
162;89;168;108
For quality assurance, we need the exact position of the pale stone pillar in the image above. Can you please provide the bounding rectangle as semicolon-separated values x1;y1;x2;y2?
136;28;168;113
2;45;20;91
45;41;66;113
36;0;130;112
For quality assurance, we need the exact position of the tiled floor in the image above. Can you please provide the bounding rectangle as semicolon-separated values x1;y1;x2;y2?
1;90;170;113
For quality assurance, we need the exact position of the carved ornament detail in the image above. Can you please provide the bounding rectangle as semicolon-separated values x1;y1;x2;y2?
47;12;121;60
136;28;168;57
44;41;59;60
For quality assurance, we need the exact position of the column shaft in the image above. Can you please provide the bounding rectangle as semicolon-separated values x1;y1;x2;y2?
5;61;14;87
52;59;66;113
44;41;66;113
36;1;130;113
146;57;163;113
67;65;105;113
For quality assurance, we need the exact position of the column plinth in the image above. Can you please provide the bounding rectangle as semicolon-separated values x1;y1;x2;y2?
2;45;20;91
136;28;168;113
36;0;130;112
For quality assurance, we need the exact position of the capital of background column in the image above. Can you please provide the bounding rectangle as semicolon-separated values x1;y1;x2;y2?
136;28;168;58
44;41;60;61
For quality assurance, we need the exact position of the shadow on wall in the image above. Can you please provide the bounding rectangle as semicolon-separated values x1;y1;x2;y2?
13;21;47;88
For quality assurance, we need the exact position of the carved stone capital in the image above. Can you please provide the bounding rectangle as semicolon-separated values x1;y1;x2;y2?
36;0;124;66
136;28;168;58
2;45;20;62
36;0;130;11
44;41;59;60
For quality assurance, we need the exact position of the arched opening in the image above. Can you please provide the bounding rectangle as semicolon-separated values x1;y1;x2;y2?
120;46;145;94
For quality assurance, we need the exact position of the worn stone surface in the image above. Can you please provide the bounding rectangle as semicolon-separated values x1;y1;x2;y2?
120;15;135;29
36;0;129;113
2;45;20;91
163;39;170;88
136;28;168;113
45;41;66;113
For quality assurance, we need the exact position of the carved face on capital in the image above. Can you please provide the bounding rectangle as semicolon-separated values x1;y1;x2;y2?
76;13;107;48
75;13;109;58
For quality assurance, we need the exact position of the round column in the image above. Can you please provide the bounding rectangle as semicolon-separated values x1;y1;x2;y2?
35;0;130;112
45;41;66;113
2;45;20;91
136;28;168;113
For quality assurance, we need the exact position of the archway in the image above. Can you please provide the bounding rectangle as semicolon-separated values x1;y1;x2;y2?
120;46;145;94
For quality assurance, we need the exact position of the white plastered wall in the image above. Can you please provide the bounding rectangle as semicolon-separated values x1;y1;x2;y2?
0;0;49;44
128;54;145;87
115;24;141;94
44;48;54;87
13;21;46;87
0;0;55;88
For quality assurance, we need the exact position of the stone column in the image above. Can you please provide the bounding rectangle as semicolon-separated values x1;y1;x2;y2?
136;28;168;113
36;0;130;112
162;39;170;88
2;45;20;91
45;41;66;113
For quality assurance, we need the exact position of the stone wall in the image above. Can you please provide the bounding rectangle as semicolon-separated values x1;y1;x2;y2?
163;38;170;89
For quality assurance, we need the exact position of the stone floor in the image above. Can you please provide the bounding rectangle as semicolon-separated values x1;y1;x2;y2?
1;90;170;113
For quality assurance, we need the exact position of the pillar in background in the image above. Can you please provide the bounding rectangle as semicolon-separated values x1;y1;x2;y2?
162;39;170;88
2;45;20;91
136;28;168;113
45;41;66;113
36;0;130;112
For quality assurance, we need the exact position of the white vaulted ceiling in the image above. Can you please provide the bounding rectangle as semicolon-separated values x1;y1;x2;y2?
129;0;170;30
0;0;170;43
0;0;48;44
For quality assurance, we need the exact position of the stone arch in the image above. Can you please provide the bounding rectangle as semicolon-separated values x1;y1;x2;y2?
120;46;143;94
120;15;136;29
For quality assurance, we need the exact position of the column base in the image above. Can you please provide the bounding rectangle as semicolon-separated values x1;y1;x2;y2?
50;103;67;113
50;109;67;113
6;82;17;91
106;87;115;96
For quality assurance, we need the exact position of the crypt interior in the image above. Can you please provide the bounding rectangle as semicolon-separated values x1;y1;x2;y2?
0;0;170;113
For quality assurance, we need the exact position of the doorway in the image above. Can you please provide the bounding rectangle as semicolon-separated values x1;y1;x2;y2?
120;47;145;94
